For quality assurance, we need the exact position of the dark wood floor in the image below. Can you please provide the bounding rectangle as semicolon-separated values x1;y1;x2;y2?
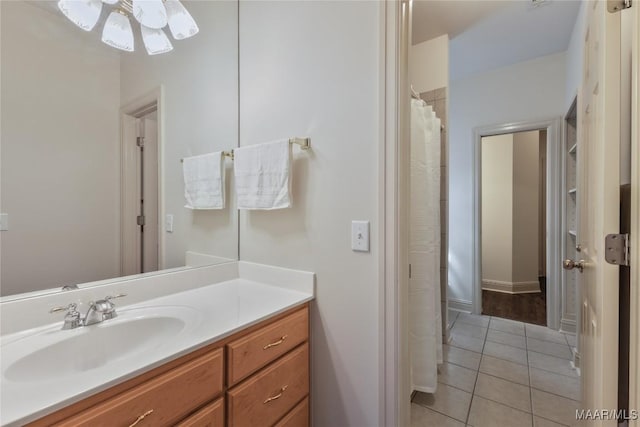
481;279;547;326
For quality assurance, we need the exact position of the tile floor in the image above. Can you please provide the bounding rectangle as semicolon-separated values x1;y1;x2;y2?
411;311;580;427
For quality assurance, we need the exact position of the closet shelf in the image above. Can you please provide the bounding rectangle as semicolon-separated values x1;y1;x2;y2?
568;188;577;195
569;143;577;154
569;230;577;237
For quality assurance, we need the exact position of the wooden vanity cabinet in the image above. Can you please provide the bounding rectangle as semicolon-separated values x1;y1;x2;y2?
27;303;309;427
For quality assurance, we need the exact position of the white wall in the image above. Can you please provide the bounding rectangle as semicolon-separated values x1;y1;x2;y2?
512;131;539;284
238;2;381;425
565;1;586;110
410;35;449;94
0;2;121;295
120;1;239;268
449;52;566;306
481;134;514;283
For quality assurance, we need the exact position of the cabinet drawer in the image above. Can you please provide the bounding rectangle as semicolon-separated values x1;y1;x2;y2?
227;343;309;427
176;397;224;427
56;348;223;427
227;307;308;385
274;397;309;427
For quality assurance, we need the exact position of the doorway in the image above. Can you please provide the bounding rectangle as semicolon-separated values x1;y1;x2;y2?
120;90;164;277
472;119;562;329
480;129;547;326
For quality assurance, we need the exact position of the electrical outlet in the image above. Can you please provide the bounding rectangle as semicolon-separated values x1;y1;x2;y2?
351;220;370;252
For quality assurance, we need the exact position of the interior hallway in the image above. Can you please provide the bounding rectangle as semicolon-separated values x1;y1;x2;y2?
411;311;579;427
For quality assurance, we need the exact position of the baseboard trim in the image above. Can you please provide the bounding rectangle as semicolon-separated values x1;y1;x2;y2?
560;318;577;334
448;298;473;313
482;280;541;294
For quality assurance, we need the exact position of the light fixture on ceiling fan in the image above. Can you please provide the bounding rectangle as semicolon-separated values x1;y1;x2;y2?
57;0;199;55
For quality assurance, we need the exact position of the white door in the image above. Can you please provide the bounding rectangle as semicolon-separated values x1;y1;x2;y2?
141;115;159;273
577;0;621;420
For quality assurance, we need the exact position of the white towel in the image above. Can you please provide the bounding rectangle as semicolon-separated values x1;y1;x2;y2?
182;152;225;209
234;140;292;210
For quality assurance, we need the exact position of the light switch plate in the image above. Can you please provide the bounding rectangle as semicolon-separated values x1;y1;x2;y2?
0;213;8;231
351;220;370;252
165;214;174;233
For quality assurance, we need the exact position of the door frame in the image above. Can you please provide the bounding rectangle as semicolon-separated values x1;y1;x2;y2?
471;118;562;329
628;3;640;424
120;86;165;275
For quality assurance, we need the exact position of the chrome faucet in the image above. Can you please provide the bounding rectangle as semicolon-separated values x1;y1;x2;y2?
83;294;127;326
50;294;127;330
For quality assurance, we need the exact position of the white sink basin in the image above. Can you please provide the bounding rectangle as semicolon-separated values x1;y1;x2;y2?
2;306;200;383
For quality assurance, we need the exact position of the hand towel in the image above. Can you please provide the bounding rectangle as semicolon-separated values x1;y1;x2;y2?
234;140;292;210
182;152;225;209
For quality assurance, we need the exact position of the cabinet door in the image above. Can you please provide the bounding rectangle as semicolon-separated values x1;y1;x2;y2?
176;398;224;427
227;343;309;427
56;349;223;427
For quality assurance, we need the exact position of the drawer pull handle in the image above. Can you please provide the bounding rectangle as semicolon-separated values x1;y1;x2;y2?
264;385;288;404
128;409;154;427
263;335;288;350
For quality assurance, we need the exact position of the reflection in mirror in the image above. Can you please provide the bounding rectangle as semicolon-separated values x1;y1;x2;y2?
0;0;238;298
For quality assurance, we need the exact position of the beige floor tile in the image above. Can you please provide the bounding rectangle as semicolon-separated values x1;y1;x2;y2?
413;384;472;423
474;373;531;413
479;355;529;386
531;389;580;426
486;329;527;349
438;362;478;393
452;322;488;340
529;367;580;401
527;351;578;378
411;403;465;427
444;344;482;370
527;338;573;360
534;416;568;427
489;317;525;335
525;324;568;344
450;332;485;353
467;395;532;427
483;341;527;365
457;312;490;327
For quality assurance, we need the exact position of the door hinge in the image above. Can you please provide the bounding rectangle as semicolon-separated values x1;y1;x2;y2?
605;233;630;266
136;137;144;148
608;0;631;12
409;264;412;279
136;215;145;226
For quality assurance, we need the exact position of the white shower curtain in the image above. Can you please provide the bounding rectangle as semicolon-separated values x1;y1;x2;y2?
410;98;442;393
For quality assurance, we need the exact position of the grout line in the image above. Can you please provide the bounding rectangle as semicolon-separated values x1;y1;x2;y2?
526;347;574;362
411;398;469;424
465;318;489;426
471;387;534;415
528;383;580;402
534;413;572;427
475;370;529;388
524;321;534;427
436;378;475;394
528;364;581;380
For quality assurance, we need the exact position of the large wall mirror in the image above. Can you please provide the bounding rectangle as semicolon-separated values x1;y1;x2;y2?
0;0;239;298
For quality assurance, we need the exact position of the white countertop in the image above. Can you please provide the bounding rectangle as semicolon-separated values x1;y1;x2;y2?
1;273;314;426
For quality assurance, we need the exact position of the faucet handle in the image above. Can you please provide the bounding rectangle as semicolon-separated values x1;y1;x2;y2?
105;293;127;302
50;303;79;314
50;303;82;330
